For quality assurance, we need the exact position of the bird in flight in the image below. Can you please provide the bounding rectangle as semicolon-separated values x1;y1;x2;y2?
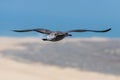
13;28;111;42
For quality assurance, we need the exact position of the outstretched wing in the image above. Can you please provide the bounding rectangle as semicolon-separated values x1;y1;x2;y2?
66;28;111;33
12;28;53;34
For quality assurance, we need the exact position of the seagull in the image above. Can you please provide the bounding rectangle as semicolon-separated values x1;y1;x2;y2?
12;28;111;42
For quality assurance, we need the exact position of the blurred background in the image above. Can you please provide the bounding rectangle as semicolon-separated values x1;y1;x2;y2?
0;0;120;80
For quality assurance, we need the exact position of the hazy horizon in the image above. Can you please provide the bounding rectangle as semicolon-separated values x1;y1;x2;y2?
1;37;120;74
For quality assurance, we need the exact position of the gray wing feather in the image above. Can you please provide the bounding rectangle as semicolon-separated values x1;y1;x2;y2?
12;28;52;34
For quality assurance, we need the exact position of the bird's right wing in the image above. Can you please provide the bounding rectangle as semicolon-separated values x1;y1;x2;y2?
66;28;111;33
12;28;53;34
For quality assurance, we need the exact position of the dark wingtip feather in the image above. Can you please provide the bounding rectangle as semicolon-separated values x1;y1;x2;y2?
12;30;22;32
104;28;111;32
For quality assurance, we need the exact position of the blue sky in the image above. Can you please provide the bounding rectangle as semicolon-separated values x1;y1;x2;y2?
0;0;120;37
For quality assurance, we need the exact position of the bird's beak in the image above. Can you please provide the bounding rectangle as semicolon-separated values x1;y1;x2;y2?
68;34;72;36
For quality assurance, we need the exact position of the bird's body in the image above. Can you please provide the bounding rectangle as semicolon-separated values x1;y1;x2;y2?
13;28;111;42
44;31;70;41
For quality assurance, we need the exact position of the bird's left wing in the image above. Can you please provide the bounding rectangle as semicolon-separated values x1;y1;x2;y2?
12;28;53;34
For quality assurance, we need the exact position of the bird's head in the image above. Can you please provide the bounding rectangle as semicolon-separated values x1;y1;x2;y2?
65;33;72;36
